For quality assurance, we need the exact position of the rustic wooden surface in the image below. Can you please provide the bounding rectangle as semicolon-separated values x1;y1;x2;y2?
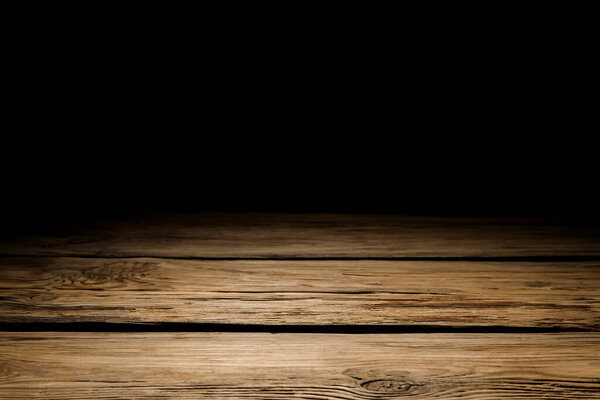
1;332;599;399
0;257;599;328
1;214;599;399
1;213;599;258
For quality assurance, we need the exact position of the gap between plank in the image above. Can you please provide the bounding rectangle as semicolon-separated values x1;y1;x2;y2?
0;322;592;333
2;254;600;262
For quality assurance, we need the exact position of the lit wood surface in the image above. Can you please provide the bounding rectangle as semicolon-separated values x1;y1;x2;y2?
1;332;599;399
1;214;599;399
0;257;598;328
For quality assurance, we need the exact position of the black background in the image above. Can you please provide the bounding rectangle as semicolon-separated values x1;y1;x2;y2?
3;88;598;236
2;17;597;236
3;119;597;236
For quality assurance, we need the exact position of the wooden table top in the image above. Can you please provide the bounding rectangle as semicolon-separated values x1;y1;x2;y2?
1;214;599;399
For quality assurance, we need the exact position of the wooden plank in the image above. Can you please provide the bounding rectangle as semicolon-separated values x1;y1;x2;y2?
1;213;599;258
1;332;598;399
1;257;598;328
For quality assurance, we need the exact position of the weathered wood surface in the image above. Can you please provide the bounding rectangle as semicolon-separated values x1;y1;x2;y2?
1;332;598;399
1;214;599;399
2;213;599;258
0;257;599;328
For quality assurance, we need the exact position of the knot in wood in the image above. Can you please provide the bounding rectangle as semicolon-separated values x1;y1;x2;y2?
361;378;413;392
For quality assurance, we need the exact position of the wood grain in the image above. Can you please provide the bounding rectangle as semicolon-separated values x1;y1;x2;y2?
1;257;599;328
1;214;599;398
1;332;598;399
2;213;599;258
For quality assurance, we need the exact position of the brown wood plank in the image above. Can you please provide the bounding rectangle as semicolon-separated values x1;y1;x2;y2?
1;213;599;258
1;257;599;328
1;332;598;399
